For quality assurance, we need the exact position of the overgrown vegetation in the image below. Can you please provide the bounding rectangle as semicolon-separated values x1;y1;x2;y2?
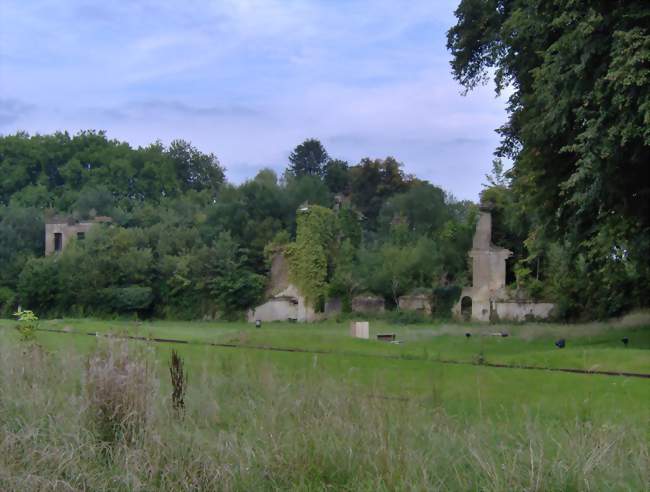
448;0;650;318
0;132;476;320
0;332;647;491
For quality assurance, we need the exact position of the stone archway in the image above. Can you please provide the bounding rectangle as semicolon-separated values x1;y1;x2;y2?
460;296;472;321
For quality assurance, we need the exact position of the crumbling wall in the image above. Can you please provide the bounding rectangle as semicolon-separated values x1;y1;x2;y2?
352;295;385;314
453;209;554;322
494;301;555;321
45;216;111;255
398;294;432;314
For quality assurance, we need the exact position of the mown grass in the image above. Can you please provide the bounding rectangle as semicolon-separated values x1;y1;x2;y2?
2;313;649;373
0;317;648;490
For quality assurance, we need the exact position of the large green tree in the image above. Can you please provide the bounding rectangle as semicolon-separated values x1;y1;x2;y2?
287;139;329;177
448;0;650;316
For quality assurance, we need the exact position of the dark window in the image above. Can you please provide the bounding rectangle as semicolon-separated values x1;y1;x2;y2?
460;296;472;321
77;232;85;241
54;233;63;252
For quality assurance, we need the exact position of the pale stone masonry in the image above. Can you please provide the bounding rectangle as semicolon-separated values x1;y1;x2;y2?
453;209;554;322
44;216;112;256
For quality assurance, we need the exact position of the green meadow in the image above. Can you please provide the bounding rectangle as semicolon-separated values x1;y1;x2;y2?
0;316;648;490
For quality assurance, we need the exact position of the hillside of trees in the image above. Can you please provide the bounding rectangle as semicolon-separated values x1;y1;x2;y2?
0;132;478;319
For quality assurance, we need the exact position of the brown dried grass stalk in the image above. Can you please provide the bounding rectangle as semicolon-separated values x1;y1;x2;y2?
169;349;187;414
85;340;156;444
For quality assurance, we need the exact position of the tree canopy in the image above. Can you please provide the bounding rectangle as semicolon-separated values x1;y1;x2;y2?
448;0;650;317
0;132;475;319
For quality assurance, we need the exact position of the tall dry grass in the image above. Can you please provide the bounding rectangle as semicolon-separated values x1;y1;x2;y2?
0;338;647;491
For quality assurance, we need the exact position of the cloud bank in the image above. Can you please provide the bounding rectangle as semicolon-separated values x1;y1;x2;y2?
0;0;507;200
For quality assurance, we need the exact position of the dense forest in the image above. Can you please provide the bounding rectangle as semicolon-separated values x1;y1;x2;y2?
0;132;477;319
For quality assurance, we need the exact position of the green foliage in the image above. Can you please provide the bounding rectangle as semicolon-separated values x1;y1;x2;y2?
286;205;338;305
323;159;350;193
102;287;154;313
204;232;266;317
349;157;409;228
448;0;650;318
431;285;462;319
13;307;38;341
0;287;14;317
0;132;482;319
287;138;329;177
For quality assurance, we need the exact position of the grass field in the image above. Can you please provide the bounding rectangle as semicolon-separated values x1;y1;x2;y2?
0;315;648;490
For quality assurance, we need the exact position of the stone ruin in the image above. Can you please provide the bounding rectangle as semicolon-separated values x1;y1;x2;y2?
248;205;555;323
247;253;321;323
351;294;385;314
398;294;432;315
45;215;112;255
452;208;554;322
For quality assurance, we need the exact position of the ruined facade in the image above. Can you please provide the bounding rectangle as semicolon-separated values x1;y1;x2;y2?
453;209;554;321
247;254;321;322
45;216;112;255
398;294;432;315
351;294;385;314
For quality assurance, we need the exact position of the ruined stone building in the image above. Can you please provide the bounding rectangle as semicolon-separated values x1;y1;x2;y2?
247;253;321;322
44;216;112;255
453;209;554;321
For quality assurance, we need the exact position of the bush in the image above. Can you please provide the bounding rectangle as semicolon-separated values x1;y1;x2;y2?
102;286;153;313
13;308;38;342
85;341;157;444
387;309;430;324
432;285;461;318
0;286;14;317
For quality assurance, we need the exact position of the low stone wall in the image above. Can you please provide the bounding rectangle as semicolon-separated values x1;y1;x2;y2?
351;295;385;314
247;297;297;322
398;294;431;314
494;301;555;321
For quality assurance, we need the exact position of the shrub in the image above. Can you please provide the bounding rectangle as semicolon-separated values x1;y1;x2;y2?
13;307;38;342
0;286;15;316
102;286;153;313
85;341;156;444
432;285;461;318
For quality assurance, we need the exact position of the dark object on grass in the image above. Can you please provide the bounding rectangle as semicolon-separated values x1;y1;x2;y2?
169;349;187;414
255;320;262;329
377;333;396;342
501;332;509;338
555;338;566;349
621;337;629;347
465;332;471;339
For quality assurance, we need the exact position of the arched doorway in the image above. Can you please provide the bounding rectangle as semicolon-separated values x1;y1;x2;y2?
460;296;472;321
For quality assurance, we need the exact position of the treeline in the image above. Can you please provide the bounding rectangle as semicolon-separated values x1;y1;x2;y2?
448;0;650;319
0;132;476;319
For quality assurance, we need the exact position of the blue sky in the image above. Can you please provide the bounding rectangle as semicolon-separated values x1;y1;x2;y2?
0;0;508;200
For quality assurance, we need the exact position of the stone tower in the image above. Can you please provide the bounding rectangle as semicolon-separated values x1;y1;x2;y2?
453;209;512;321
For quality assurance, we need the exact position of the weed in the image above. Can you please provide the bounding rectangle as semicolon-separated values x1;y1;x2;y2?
169;349;187;414
85;341;156;444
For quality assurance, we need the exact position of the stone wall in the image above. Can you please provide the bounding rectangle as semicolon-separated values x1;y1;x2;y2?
398;294;431;314
351;295;385;314
452;209;555;321
248;283;321;322
494;301;555;321
45;216;111;255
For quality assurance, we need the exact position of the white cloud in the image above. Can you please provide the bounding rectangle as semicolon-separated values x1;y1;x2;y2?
0;0;507;200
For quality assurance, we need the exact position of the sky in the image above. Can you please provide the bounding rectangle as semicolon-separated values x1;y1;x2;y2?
0;0;508;201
